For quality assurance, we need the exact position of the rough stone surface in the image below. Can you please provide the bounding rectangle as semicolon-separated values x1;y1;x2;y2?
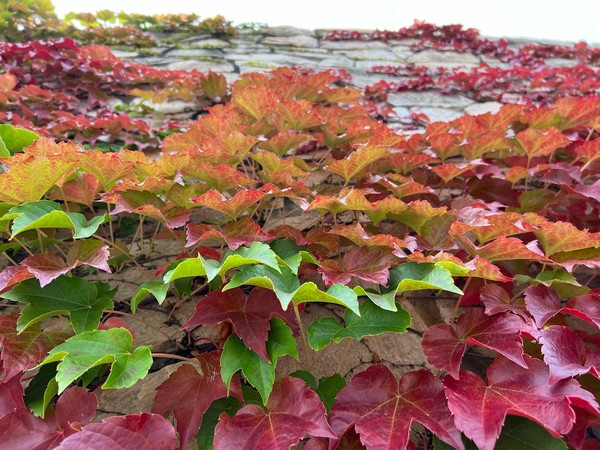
407;49;481;65
262;35;319;48
465;101;504;115
411;106;464;123
388;91;474;108
167;59;235;72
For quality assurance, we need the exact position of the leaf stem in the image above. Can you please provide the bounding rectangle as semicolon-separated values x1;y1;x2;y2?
335;338;353;374
293;302;312;368
12;236;34;257
151;352;195;362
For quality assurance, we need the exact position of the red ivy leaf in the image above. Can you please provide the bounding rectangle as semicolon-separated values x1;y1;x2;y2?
524;285;561;328
0;313;70;380
326;222;407;251
152;352;243;450
191;184;291;218
56;413;175;450
318;246;398;286
0;266;34;295
214;377;335;450
21;253;70;287
422;309;527;379
0;374;24;418
562;293;600;329
540;326;600;383
182;288;295;361
187;217;274;251
0;386;97;450
329;365;465;450
444;355;600;450
480;284;528;317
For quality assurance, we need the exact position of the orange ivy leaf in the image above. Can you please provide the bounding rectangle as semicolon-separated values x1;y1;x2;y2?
258;130;313;156
552;96;600;130
233;85;278;120
185;163;256;191
0;153;75;204
78;151;136;189
327;223;407;251
251;152;310;178
514;127;569;160
187;217;274;251
49;173;101;208
460;236;552;262
191;184;292;219
432;161;482;184
389;200;448;234
326;146;389;183
525;215;600;256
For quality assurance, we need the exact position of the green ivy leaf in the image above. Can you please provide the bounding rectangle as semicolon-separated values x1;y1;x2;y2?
224;265;359;314
1;276;115;334
433;415;567;450
307;299;411;351
130;281;169;312
24;362;58;418
0;201;108;239
270;239;319;274
354;262;462;311
163;242;280;284
220;317;297;404
39;328;152;394
0;124;40;154
290;370;346;413
203;241;281;282
196;397;243;450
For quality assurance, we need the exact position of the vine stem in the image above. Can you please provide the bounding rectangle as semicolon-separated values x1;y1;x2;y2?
151;352;195;362
293;303;312;368
12;236;34;256
92;233;145;271
335;339;353;374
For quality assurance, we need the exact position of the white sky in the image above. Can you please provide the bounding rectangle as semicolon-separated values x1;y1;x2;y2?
52;0;600;44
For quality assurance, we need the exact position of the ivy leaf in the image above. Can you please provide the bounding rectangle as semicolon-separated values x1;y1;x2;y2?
466;236;552;262
515;127;569;160
39;328;152;393
290;371;346;414
221;318;297;404
163;242;280;284
1;276;115;334
0;124;40;154
0;200;108;239
270;238;318;275
318;246;398;286
130;281;169;313
326;146;388;182
524;285;561;328
444;355;600;450
540;326;600;383
330;365;465;450
21;240;111;287
0;385;97;449
56;413;176;450
182;288;295;361
224;265;359;314
152;352;243;450
562;293;600;329
433;416;568;450
214;377;335;450
191;185;276;218
354;262;462;311
0;314;70;381
0;153;75;204
187;217;273;251
422;309;528;379
196;397;243;450
209;242;280;281
307;299;411;350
